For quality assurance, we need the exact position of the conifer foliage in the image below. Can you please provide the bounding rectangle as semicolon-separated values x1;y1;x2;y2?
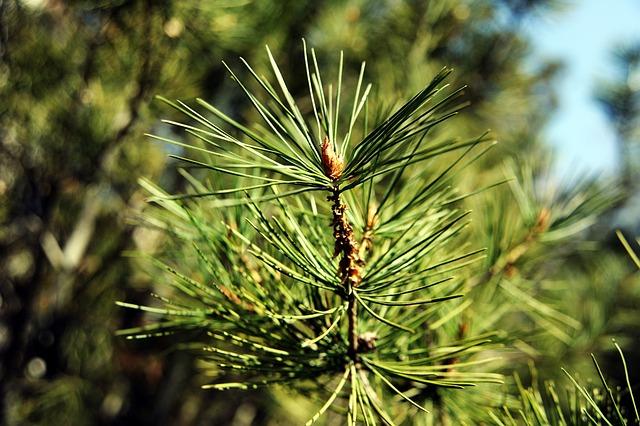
120;43;502;423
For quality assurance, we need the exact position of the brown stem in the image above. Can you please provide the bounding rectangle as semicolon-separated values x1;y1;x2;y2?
328;187;362;362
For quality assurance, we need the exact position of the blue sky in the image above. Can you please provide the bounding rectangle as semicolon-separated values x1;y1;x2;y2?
525;0;640;177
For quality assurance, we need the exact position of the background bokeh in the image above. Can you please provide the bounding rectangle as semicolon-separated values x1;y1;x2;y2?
0;1;638;425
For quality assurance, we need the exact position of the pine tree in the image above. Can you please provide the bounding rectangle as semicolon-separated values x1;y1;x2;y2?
121;43;630;424
3;1;637;424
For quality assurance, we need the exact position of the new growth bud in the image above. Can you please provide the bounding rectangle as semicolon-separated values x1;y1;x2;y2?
321;136;344;181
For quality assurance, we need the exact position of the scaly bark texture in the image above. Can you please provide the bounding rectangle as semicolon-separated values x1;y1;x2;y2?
329;189;362;361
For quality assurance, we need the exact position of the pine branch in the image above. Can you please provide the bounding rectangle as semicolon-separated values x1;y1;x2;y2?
120;42;506;423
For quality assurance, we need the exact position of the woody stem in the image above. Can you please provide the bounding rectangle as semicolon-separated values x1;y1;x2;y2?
328;186;361;362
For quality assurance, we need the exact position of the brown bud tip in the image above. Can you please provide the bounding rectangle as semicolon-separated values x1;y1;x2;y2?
321;136;343;181
504;263;519;278
533;207;551;234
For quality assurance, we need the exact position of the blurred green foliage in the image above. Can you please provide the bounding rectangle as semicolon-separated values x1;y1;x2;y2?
0;0;637;425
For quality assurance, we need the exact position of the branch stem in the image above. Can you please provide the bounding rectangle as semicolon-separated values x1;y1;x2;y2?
328;186;361;362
